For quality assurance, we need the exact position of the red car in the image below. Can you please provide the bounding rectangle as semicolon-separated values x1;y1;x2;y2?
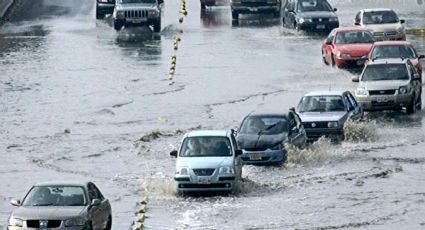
322;27;375;68
366;41;424;77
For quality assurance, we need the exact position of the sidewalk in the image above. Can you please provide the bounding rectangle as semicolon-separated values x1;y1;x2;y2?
0;0;13;19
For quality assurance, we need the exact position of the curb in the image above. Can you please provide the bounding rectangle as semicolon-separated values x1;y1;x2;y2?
0;0;14;19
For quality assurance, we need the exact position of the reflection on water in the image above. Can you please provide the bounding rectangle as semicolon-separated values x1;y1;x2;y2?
231;14;281;27
200;9;231;28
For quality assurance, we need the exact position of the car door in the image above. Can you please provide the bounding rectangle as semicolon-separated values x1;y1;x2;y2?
230;135;242;179
87;183;105;229
407;61;422;101
91;183;111;229
354;11;361;26
288;112;304;147
324;29;336;63
345;92;363;120
293;112;307;147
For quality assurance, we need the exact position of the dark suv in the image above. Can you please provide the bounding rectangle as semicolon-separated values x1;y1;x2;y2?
230;0;282;21
96;0;116;19
282;0;339;32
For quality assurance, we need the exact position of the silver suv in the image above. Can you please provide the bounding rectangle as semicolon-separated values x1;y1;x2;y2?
353;58;422;114
113;0;163;32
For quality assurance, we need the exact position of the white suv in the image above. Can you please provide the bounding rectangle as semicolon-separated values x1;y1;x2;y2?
353;59;422;114
354;9;406;41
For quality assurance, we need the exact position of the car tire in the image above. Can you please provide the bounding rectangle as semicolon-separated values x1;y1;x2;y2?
153;18;161;33
104;216;112;230
96;5;104;20
406;95;417;114
114;21;123;31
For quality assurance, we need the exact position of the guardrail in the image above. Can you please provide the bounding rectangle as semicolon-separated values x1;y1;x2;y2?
0;0;13;19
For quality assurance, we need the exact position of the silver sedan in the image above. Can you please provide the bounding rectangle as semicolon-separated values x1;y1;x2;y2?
7;181;112;230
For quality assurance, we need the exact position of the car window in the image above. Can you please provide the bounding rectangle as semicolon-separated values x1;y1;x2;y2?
240;116;289;135
88;183;104;201
347;93;358;107
362;10;399;24
326;29;336;43
334;31;374;44
297;95;346;112
22;186;87;206
371;45;417;60
362;64;409;81
297;0;332;12
180;137;232;157
355;11;361;24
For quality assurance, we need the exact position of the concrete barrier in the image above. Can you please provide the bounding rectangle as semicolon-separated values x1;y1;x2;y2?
0;0;13;19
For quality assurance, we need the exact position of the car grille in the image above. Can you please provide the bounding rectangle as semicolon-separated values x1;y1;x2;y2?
242;156;271;161
125;10;148;18
178;183;231;189
312;18;329;22
369;90;396;95
371;100;395;106
374;31;397;37
26;220;62;228
303;122;328;129
193;168;215;176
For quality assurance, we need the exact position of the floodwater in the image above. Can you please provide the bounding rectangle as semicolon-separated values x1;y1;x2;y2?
1;0;425;229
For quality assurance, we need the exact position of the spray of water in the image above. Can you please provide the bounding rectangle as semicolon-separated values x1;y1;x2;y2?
344;120;378;142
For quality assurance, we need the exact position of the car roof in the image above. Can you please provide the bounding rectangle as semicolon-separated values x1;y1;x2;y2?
373;41;412;46
334;27;371;32
34;181;89;187
362;8;394;13
369;58;408;65
185;130;230;138
303;91;346;97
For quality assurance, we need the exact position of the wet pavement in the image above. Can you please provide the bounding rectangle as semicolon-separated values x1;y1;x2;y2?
1;0;425;229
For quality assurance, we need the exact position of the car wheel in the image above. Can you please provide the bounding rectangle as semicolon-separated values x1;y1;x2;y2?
114;21;123;31
232;11;238;20
104;216;112;230
153;18;161;33
406;95;417;114
96;5;104;20
322;50;328;65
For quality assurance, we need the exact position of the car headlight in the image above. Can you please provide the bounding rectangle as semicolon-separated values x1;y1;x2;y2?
149;10;159;16
356;87;368;96
219;167;235;175
65;217;86;227
176;167;190;176
329;17;339;22
337;52;351;58
299;18;312;24
328;121;339;128
399;86;408;94
9;217;23;227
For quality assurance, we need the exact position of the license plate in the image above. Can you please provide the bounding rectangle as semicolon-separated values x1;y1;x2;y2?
376;97;388;102
316;25;326;29
198;177;211;184
249;153;262;161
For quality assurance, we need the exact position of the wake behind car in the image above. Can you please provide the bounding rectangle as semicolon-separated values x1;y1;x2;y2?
353;58;422;114
354;8;406;41
113;0;163;32
322;27;375;68
367;41;424;77
96;0;116;19
170;130;242;195
7;181;111;230
230;0;282;21
236;111;307;165
282;0;339;32
297;91;363;142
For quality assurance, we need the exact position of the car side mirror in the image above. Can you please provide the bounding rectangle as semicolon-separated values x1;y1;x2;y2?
354;21;360;26
419;54;425;59
10;199;21;207
400;19;405;24
352;76;360;82
333;8;337;12
91;199;101;206
170;150;178;157
235;150;243;156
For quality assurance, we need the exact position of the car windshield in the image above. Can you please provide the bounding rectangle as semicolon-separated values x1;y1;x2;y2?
239;116;288;135
363;11;399;24
335;31;374;44
362;64;409;81
371;45;416;60
180;137;232;157
298;95;346;112
298;0;333;12
119;0;156;3
22;186;87;207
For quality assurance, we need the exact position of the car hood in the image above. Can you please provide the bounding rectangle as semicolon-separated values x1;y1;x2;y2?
297;11;337;19
177;157;233;168
358;80;410;90
116;3;157;10
236;133;287;149
11;206;86;220
335;44;373;57
363;23;403;33
298;111;346;122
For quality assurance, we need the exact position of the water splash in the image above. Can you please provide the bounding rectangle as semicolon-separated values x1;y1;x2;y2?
344;120;378;142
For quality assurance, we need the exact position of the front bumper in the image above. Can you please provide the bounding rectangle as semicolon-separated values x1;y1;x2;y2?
241;149;285;164
305;128;344;142
297;21;339;32
175;174;236;192
231;4;280;14
356;93;412;111
115;17;158;26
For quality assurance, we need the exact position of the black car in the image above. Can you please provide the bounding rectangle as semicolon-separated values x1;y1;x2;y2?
96;0;116;19
282;0;339;32
230;0;282;21
236;110;307;165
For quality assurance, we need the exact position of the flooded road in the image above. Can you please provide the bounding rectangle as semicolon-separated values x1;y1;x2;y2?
1;0;425;229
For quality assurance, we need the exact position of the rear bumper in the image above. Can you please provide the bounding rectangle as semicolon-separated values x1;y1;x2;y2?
231;4;280;14
241;149;285;164
298;21;339;32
